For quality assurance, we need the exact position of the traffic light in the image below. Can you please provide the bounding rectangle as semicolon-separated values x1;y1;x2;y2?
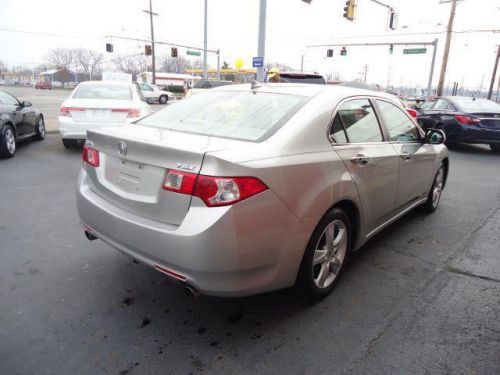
327;49;334;58
340;47;347;56
389;11;398;30
389;44;394;55
145;45;152;56
105;43;113;53
171;47;178;58
343;0;356;21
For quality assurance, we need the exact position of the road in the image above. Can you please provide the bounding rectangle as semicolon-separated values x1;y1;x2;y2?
1;136;499;375
2;86;166;132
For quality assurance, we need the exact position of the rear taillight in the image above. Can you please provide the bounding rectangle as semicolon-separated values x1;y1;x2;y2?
454;115;480;125
407;109;418;118
59;106;85;117
162;170;197;194
83;144;99;167
112;108;141;118
162;170;268;207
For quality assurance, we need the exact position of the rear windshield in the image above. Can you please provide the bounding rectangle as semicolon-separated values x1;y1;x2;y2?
452;98;500;113
137;91;305;142
73;84;132;100
193;80;233;89
281;75;326;85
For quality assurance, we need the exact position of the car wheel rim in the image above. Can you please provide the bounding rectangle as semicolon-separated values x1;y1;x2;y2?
432;167;444;208
5;128;15;154
312;219;348;289
38;119;45;136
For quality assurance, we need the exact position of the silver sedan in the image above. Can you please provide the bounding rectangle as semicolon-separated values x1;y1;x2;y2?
77;84;449;299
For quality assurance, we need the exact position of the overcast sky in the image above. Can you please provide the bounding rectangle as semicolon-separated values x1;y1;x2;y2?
1;0;499;90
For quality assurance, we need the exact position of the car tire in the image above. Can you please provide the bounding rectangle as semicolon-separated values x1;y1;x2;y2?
62;139;79;149
489;144;500;153
0;125;16;158
296;207;351;300
422;164;445;213
159;95;168;104
34;116;46;141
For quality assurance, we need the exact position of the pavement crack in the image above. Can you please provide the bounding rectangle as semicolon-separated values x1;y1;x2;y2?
386;245;438;268
443;265;500;284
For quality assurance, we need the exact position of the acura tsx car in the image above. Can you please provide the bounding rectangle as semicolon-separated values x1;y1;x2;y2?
77;83;449;298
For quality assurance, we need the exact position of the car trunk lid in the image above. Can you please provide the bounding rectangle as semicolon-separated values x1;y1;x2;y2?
473;113;500;129
64;99;139;123
84;125;233;225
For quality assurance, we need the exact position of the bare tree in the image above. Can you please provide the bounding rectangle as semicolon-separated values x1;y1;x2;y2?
113;55;147;77
265;62;294;72
161;55;203;74
0;60;7;75
75;49;103;80
45;48;75;87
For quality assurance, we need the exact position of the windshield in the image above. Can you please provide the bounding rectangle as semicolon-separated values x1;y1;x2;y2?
137;91;305;142
73;84;132;100
452;98;500;113
193;80;232;89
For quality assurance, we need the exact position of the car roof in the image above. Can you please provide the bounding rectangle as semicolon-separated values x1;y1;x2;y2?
213;82;397;100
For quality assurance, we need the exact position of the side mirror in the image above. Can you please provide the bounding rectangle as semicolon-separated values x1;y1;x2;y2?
146;97;155;104
425;128;445;145
22;100;32;107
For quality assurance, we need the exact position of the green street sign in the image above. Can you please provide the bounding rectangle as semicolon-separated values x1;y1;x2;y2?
403;48;427;55
187;50;201;56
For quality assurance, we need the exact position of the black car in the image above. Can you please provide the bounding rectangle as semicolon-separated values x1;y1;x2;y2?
0;90;45;158
417;96;500;152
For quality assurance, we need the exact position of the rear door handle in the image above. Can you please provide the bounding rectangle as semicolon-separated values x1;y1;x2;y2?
401;151;411;160
350;154;369;165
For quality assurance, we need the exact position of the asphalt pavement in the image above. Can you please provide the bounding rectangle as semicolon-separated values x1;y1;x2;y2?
1;135;499;375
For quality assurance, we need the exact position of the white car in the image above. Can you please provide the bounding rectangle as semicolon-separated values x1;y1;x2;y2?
58;81;153;148
138;82;173;104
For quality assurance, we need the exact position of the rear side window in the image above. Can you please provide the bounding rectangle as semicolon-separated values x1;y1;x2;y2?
376;100;420;142
432;99;450;110
137;91;305;142
330;114;348;143
73;84;132;100
337;99;383;143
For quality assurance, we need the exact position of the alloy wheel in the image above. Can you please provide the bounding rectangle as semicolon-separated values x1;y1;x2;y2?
312;219;348;289
5;128;15;154
432;167;444;209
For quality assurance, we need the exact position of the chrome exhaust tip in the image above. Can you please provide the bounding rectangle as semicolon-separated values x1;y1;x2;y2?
84;230;97;241
185;285;200;298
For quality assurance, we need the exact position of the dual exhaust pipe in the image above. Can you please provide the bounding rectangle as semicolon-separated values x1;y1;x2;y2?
83;228;200;298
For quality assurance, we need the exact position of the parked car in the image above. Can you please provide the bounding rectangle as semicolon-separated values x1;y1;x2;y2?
77;84;448;299
417;96;500;151
185;79;233;97
138;82;174;104
58;81;153;149
35;81;52;90
0;90;45;158
279;71;326;84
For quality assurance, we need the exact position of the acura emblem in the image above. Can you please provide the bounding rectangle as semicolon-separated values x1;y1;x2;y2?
118;141;127;156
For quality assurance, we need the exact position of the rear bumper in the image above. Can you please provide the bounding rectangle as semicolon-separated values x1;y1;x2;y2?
447;124;500;144
76;169;315;297
58;116;132;140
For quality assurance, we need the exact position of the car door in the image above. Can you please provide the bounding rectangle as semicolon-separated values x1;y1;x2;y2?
139;83;155;100
331;98;400;234
374;99;436;208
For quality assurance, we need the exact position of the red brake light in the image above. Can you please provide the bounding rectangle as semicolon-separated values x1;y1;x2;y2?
112;108;141;118
162;170;268;207
454;115;480;125
60;106;85;117
162;170;197;194
83;144;100;167
407;109;418;118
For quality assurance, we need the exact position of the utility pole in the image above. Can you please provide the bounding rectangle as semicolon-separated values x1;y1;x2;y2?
437;0;457;96
203;0;208;79
143;0;158;84
363;64;369;83
487;46;500;99
256;0;267;82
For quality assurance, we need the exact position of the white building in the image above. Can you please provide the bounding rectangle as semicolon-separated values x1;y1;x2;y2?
137;72;201;88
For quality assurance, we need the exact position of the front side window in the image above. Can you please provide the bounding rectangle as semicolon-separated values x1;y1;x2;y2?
137;91;305;142
376;100;420;142
337;99;383;143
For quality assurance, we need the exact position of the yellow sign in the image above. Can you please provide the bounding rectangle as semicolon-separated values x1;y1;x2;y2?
235;58;244;70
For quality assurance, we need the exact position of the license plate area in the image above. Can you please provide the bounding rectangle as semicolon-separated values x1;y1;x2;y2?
87;109;111;120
